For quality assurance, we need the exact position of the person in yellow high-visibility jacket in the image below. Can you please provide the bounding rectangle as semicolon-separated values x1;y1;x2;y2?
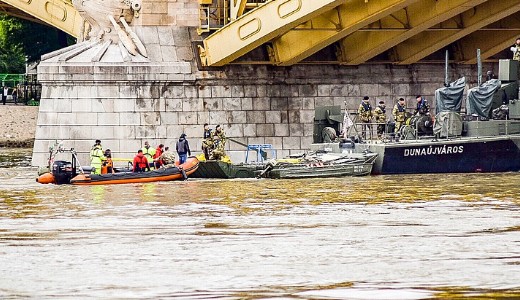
141;141;156;169
90;139;106;174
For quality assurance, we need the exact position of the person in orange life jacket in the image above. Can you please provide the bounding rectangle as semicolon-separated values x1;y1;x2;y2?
133;149;150;172
176;133;191;164
153;144;164;168
101;149;115;174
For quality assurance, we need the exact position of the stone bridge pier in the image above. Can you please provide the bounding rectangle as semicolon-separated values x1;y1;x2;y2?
31;1;484;167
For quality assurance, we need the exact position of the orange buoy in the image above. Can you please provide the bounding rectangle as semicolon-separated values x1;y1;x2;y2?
36;172;55;184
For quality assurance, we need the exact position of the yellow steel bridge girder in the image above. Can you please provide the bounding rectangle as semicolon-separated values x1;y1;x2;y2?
456;14;520;64
395;0;520;65
270;0;419;66
459;30;520;64
0;0;83;37
199;0;347;67
339;0;487;65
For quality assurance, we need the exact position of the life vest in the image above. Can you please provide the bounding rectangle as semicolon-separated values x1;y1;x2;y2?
141;147;155;160
101;158;113;174
133;154;148;171
154;148;163;159
203;129;212;139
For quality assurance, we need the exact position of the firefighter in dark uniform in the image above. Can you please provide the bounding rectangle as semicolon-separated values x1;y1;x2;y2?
414;95;430;116
373;100;387;140
357;96;373;140
392;98;407;134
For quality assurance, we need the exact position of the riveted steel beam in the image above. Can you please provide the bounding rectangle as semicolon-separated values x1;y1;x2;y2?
456;14;520;64
0;0;83;37
270;0;419;66
339;0;487;65
395;0;520;65
199;0;346;67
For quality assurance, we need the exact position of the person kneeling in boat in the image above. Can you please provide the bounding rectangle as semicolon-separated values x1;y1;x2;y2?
133;150;150;172
154;147;176;168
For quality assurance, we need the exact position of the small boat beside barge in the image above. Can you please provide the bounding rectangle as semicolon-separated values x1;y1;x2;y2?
191;151;377;179
265;152;377;179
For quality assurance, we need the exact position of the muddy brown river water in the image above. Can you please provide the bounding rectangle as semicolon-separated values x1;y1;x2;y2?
0;149;519;299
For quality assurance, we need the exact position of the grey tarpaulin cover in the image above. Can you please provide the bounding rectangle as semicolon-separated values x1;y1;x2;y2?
435;77;466;114
433;111;463;137
466;79;502;118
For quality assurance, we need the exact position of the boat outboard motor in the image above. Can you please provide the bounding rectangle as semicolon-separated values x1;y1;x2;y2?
52;160;75;184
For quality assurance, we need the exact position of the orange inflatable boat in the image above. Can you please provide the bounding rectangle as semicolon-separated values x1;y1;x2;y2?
37;157;199;185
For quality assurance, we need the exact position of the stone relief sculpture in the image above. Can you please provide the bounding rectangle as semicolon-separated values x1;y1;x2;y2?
72;0;148;58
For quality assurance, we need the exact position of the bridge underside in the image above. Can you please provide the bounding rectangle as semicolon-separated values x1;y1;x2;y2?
198;0;520;67
0;0;82;38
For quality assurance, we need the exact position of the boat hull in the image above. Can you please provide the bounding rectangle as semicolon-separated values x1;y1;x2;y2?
312;135;520;175
268;162;373;179
373;137;520;174
70;157;199;185
190;160;263;178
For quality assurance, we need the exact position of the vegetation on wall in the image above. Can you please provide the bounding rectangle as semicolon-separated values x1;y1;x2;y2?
0;14;74;74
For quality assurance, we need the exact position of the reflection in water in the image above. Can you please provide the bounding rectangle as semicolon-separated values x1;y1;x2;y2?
0;149;519;299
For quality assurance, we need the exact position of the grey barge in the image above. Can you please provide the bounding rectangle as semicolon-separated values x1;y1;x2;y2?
311;59;520;175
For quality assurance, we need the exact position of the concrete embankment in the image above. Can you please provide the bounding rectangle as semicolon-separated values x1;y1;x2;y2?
0;105;38;148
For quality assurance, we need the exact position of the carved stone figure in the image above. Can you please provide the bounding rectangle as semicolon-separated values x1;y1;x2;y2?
72;0;148;57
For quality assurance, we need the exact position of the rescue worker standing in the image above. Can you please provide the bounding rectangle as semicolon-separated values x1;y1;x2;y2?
133;150;150;172
90;139;106;175
141;141;156;168
373;100;387;140
155;146;176;168
511;37;520;61
392;98;407;134
357;96;373;140
202;123;213;160
414;95;430;116
176;133;191;164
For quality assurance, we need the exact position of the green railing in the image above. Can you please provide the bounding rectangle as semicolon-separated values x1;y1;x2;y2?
0;73;41;105
0;74;25;86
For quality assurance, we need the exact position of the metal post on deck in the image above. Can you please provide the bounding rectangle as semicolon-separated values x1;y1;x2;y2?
477;49;482;86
